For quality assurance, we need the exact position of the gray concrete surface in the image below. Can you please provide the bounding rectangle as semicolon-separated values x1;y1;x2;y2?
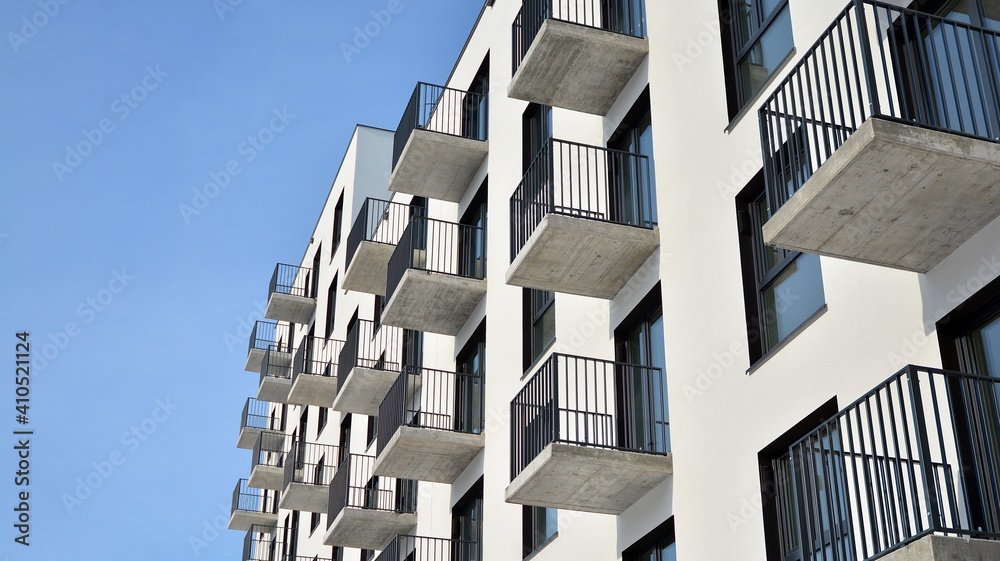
237;425;263;450
389;129;488;203
280;480;329;514
256;375;291;404
265;292;316;325
228;508;278;532
324;507;417;550
288;373;339;408
331;366;400;416
343;240;395;295
881;534;1000;561
373;425;485;484
381;269;487;336
248;464;284;492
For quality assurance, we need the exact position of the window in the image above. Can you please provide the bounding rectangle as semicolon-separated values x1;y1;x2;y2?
624;519;676;561
452;479;483;561
310;511;321;534
522;506;557;558
602;0;646;36
720;0;794;117
609;88;656;227
460;180;487;279
332;193;344;252
759;399;844;561
311;244;322;299
402;328;423;369
523;289;555;370
374;294;386;332
522;104;552;171
615;286;669;453
317;407;328;438
457;321;486;434
325;275;337;338
338;414;351;466
366;414;377;448
737;171;825;364
464;55;489;140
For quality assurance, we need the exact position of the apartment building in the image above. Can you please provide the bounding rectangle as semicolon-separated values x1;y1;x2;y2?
228;1;1000;560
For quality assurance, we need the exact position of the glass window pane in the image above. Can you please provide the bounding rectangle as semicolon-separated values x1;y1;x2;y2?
762;253;824;348
975;313;1000;377
731;0;758;50
738;5;793;104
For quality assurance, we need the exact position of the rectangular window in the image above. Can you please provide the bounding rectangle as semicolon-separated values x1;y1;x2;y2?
317;407;328;438
452;479;483;561
338;414;351;466
311;245;322;299
325;275;337;338
737;171;825;364
523;289;555;370
720;0;794;117
332;193;344;252
310;511;321;534
522;506;558;558
522;104;552;171
366;414;377;448
615;285;669;453
609;88;656;227
457;321;486;434
623;519;675;561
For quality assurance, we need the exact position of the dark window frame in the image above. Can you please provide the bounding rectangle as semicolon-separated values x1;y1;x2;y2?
523;289;555;371
325;275;337;338
522;505;558;558
332;192;345;254
622;517;675;561
719;0;795;118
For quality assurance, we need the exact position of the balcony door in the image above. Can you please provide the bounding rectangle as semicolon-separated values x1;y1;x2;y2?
455;324;485;435
615;290;669;453
609;93;656;227
452;482;483;561
896;0;1000;139
459;183;487;279
602;0;645;36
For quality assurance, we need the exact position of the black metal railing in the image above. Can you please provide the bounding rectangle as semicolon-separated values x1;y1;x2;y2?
260;344;294;387
327;453;417;523
345;198;420;270
232;479;278;516
292;335;345;382
510;353;669;480
248;320;292;358
282;441;340;490
375;535;479;561
760;0;1000;213
242;397;284;433
512;0;647;75
510;138;655;261
243;524;284;561
337;319;406;395
385;216;486;302
393;82;488;170
252;431;288;471
268;263;316;301
783;365;1000;561
377;366;484;457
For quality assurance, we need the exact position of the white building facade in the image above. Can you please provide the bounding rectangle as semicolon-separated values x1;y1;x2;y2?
230;1;1000;560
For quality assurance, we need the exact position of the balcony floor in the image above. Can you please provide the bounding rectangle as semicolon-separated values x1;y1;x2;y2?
324;508;417;550
245;348;266;372
237;426;263;450
505;443;673;515
389;130;488;203
763;118;1000;273
506;213;659;299
508;19;648;115
331;366;399;416
382;269;486;336
228;509;278;532
343;241;395;296
881;535;1000;561
374;426;484;484
248;465;284;492
287;373;338;408
265;292;316;325
279;481;328;513
257;376;291;404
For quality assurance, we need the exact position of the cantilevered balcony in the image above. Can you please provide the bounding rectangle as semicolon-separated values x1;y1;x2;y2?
245;320;291;373
382;217;486;336
238;397;284;450
375;535;478;561
249;431;288;492
229;479;279;531
510;0;648;115
243;525;284;561
287;336;345;408
258;345;293;404
375;366;485;484
332;320;406;415
389;82;488;203
759;1;1000;273
777;365;1000;561
508;139;658;298
265;263;317;324
343;198;418;295
279;441;339;513
507;353;671;514
324;454;417;550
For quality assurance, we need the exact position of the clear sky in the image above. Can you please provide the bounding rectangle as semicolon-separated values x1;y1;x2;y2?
0;1;484;559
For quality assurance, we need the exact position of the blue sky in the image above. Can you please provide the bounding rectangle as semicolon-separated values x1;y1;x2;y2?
0;1;483;559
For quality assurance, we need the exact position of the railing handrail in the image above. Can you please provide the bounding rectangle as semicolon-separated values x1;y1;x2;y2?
282;440;340;489
375;534;479;561
241;397;283;432
232;478;277;515
345;197;420;269
252;430;289;469
393;81;488;170
292;335;346;382
384;215;486;304
336;319;405;396
268;263;316;300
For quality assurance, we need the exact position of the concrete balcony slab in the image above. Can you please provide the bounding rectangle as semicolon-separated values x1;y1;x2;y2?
324;508;417;551
389;130;488;203
279;481;328;514
228;509;278;532
382;270;486;336
506;213;658;299
238;425;263;450
288;373;338;408
257;376;291;404
245;347;266;373
374;426;484;484
265;292;316;325
763;118;1000;273
509;19;648;116
332;366;400;416
343;241;395;296
505;442;672;515
248;465;284;492
880;535;1000;561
